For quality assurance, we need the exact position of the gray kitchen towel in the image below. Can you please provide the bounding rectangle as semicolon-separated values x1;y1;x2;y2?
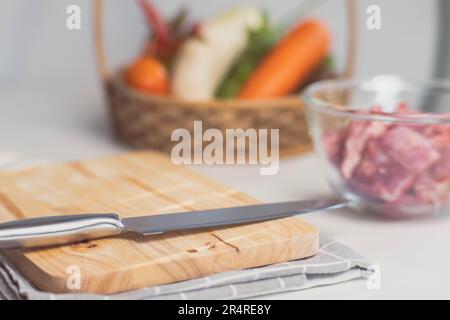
0;238;373;300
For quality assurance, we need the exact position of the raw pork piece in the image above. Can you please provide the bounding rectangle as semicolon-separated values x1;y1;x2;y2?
351;141;415;202
323;103;449;215
413;174;450;206
323;128;346;166
432;146;450;181
396;102;415;114
353;140;390;181
341;120;387;179
381;126;440;174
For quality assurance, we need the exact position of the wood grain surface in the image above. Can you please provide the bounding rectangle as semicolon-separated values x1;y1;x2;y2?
0;152;318;294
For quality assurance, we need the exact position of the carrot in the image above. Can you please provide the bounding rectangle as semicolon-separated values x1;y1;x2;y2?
238;19;331;99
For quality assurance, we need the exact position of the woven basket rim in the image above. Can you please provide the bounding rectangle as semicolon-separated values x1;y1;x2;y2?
109;74;305;110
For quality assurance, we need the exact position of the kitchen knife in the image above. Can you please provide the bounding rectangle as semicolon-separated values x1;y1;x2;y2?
0;198;347;250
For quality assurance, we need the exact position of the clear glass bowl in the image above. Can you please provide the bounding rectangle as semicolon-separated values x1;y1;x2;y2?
303;76;450;218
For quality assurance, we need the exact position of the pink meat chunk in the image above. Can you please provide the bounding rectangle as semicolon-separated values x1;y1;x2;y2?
341;120;387;179
323;103;449;213
413;174;450;206
381;126;440;174
352;141;415;202
323;128;346;166
396;102;418;115
432;146;450;181
353;141;390;181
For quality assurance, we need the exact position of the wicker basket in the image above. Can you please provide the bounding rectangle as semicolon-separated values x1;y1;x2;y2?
93;0;357;157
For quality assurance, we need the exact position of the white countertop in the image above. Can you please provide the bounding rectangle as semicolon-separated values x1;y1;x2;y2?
1;87;450;299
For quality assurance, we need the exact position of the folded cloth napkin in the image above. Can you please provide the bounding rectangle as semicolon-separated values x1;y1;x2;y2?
0;238;372;300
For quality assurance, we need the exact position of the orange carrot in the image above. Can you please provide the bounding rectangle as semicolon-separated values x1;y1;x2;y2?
238;19;331;99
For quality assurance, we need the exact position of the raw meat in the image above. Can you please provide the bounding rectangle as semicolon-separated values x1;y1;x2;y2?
432;146;450;181
351;140;415;201
323;103;450;215
323;128;345;166
413;174;449;206
340;120;387;179
381;126;439;174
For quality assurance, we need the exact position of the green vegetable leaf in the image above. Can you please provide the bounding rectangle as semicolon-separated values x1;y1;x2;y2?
215;13;279;99
323;55;335;72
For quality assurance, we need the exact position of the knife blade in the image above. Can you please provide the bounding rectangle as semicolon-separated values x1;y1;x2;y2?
0;198;347;249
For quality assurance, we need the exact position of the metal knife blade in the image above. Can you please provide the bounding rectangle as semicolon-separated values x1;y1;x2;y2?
0;198;347;249
123;198;347;235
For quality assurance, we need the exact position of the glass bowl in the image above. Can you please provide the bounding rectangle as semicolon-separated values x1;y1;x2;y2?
303;76;450;218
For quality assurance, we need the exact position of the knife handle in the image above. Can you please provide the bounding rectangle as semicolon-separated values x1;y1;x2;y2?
0;214;125;250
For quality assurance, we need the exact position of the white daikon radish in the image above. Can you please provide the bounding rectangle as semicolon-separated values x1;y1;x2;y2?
173;7;265;101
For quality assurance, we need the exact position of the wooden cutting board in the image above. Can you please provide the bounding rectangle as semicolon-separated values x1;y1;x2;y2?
0;152;318;294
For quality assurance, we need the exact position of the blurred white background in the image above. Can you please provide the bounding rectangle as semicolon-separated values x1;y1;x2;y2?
0;0;438;88
0;0;441;162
